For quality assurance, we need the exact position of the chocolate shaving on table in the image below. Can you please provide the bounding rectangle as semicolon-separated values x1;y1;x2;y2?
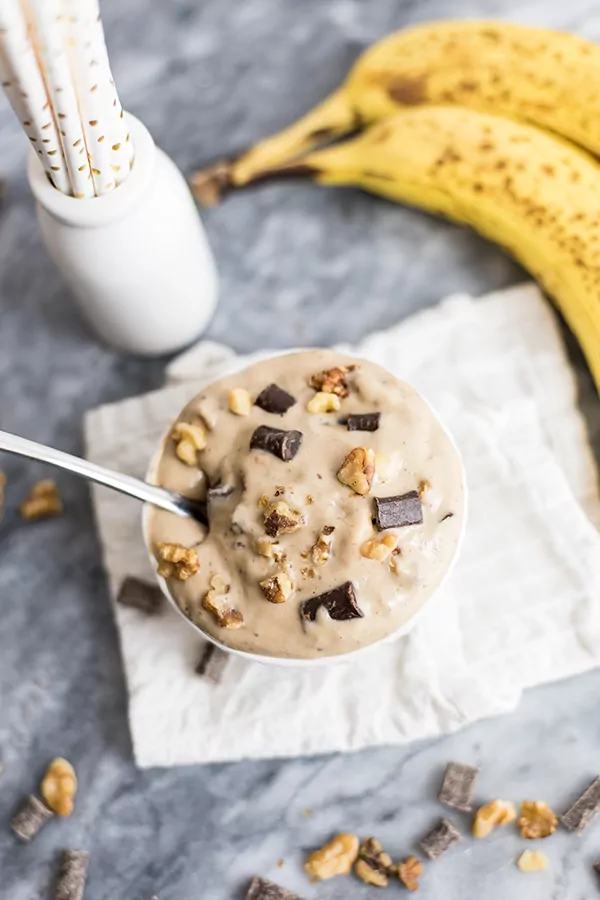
254;383;297;415
116;576;163;614
373;490;423;530
420;818;461;860
438;762;480;812
301;581;363;622
54;849;89;900
245;875;304;900
11;794;53;841
346;412;381;432
195;643;229;683
560;776;600;833
207;483;234;502
250;425;303;461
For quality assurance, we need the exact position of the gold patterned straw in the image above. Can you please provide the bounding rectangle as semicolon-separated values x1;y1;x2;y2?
63;0;132;194
26;0;94;198
0;0;71;194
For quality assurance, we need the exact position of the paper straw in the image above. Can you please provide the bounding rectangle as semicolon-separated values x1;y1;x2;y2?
25;0;94;198
63;0;132;193
0;0;71;193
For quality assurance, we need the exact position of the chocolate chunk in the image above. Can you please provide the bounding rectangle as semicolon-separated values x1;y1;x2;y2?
373;490;423;530
245;876;304;900
54;849;89;900
438;762;480;812
420;818;461;860
301;581;363;622
254;384;297;415
11;794;53;841
250;426;303;461
116;576;163;614
346;412;381;432
195;643;229;684
440;512;454;522
207;483;234;502
561;776;600;833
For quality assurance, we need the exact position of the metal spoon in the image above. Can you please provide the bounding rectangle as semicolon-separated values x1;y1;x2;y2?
0;429;207;524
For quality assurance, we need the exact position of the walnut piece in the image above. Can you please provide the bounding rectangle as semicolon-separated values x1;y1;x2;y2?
309;365;356;398
472;799;516;838
20;479;63;520
172;421;207;466
202;581;244;628
156;542;200;580
304;833;359;881
307;391;341;414
228;388;252;416
517;850;549;872
337;448;375;495
255;538;284;561
397;856;423;892
361;532;398;561
41;757;77;817
263;500;305;537
354;837;393;887
517;801;557;839
311;526;335;565
260;570;294;604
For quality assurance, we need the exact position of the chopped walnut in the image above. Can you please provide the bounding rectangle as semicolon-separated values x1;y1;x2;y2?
202;584;244;628
472;800;517;838
517;850;549;872
304;833;359;881
309;365;356;398
397;856;423;892
354;838;393;887
263;500;305;537
41;758;77;817
172;421;207;466
156;542;199;580
337;447;375;495
517;801;557;839
307;391;341;414
228;388;252;416
311;526;335;565
255;538;284;561
260;570;294;604
418;479;431;497
258;494;270;509
20;480;63;520
361;532;398;561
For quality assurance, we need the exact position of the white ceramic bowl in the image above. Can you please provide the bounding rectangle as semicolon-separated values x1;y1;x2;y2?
142;351;467;668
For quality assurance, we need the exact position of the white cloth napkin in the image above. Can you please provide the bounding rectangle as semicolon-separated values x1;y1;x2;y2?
85;284;600;768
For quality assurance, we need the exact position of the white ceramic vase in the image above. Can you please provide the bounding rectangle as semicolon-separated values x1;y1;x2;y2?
27;115;218;357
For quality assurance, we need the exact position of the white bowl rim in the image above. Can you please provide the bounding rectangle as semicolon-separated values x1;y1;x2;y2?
142;349;468;668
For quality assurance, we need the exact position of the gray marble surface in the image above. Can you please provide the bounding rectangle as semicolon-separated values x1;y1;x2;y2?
1;1;600;898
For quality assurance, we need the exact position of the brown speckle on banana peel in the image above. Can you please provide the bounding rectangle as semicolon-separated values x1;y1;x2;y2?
193;21;600;200
291;107;600;391
343;21;600;155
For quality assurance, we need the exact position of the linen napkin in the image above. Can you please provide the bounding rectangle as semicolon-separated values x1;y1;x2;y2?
85;284;600;768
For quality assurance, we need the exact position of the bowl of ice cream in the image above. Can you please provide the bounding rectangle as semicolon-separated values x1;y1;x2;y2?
143;349;467;666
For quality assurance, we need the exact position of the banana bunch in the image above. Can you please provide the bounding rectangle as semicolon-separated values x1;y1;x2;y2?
191;21;600;389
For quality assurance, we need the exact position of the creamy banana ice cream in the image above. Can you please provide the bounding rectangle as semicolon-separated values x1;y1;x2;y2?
148;350;465;660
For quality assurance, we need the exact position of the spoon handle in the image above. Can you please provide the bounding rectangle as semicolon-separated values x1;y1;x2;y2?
0;429;201;520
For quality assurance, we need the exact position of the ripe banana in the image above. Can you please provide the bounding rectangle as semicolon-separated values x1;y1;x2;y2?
191;20;600;200
219;108;600;390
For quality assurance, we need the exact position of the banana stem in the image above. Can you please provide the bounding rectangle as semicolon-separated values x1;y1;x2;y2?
190;89;357;206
